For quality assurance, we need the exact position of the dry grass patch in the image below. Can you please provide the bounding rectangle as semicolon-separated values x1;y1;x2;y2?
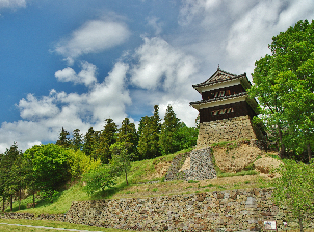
110;175;269;199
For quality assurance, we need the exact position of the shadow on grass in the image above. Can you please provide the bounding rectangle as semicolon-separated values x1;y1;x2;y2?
3;191;64;213
90;181;131;200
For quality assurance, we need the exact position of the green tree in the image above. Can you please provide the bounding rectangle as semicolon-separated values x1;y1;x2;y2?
67;149;101;180
24;144;71;202
98;119;117;164
82;164;116;195
83;127;97;159
71;129;83;151
56;127;71;148
273;160;314;231
174;122;199;150
0;143;24;211
117;118;138;159
249;19;314;159
159;105;180;155
137;105;161;159
110;142;132;186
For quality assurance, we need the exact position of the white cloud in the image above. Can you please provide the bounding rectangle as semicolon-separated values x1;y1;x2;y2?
55;61;97;86
87;62;131;126
0;62;132;153
129;36;200;127
177;0;314;80
18;92;60;120
147;16;163;35
159;101;199;127
0;0;26;9
131;37;199;93
55;20;130;64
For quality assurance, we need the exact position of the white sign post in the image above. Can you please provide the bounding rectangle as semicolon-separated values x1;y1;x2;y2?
264;221;277;231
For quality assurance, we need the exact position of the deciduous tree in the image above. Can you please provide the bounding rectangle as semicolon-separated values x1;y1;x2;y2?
24;144;71;202
273;160;314;231
249;20;314;159
110;142;132;186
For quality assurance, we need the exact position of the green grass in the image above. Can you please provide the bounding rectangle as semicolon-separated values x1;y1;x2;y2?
0;219;140;231
2;148;192;215
1;146;274;216
217;169;258;178
5;182;90;215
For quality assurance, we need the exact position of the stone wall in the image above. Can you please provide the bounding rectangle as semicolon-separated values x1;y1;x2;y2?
2;188;313;231
197;115;258;147
165;148;216;181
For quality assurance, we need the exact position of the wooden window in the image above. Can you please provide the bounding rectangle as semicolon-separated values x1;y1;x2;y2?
214;92;219;98
218;91;225;97
226;90;231;95
211;110;219;116
226;108;234;113
219;109;227;114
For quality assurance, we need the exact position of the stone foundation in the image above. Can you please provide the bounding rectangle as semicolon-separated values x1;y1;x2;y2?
2;188;313;231
165;148;216;181
198;115;258;147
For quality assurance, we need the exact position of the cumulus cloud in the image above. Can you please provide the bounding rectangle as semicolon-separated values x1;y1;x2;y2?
177;0;314;79
131;37;199;93
0;0;26;9
55;61;97;86
55;20;130;64
18;92;60;120
129;37;200;127
0;62;131;153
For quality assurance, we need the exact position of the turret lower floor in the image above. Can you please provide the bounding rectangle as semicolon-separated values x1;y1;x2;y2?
197;115;265;147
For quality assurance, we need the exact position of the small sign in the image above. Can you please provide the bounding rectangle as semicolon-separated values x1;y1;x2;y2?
264;221;277;230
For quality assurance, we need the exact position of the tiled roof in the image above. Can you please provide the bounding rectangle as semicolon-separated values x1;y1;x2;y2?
189;92;247;106
192;68;247;88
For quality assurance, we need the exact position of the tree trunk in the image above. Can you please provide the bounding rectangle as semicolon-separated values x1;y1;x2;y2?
125;168;128;186
308;143;312;162
2;196;5;212
278;127;285;158
299;215;304;232
10;195;12;212
18;189;21;210
33;192;35;208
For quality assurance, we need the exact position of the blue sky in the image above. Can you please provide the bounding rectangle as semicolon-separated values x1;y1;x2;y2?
0;0;314;153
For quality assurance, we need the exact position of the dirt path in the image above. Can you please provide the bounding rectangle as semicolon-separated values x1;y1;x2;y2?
0;223;104;232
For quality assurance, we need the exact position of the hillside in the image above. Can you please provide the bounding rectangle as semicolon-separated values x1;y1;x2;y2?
4;145;280;215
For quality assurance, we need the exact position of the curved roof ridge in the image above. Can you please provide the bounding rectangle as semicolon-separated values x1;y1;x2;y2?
193;68;247;89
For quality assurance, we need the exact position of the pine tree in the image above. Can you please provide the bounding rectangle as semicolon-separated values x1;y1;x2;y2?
99;118;117;164
83;127;96;159
71;129;83;151
0;143;24;211
137;105;162;159
159;104;180;155
117;118;138;159
56;127;71;148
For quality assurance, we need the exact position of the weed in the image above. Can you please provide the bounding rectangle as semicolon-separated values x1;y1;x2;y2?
186;186;193;189
188;180;199;183
244;163;255;171
152;188;158;192
201;184;214;188
244;181;250;184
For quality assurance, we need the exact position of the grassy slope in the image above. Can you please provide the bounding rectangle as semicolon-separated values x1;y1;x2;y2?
3;147;274;215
